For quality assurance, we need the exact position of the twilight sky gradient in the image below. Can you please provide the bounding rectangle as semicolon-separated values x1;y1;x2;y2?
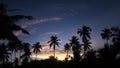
1;0;120;60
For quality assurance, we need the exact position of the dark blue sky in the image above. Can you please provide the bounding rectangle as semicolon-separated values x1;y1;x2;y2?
1;0;120;50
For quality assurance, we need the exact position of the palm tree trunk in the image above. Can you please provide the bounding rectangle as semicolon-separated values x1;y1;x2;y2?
15;52;16;60
11;54;12;62
36;53;37;60
67;50;68;58
53;45;55;58
106;40;108;44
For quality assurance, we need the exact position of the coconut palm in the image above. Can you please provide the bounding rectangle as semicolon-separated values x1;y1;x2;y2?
0;3;33;43
7;41;19;62
101;28;112;44
0;43;10;64
32;42;42;60
84;40;92;51
77;26;92;42
69;36;81;62
64;43;71;58
77;26;92;51
48;35;60;57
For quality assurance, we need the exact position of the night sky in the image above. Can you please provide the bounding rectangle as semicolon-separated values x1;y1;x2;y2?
1;0;120;60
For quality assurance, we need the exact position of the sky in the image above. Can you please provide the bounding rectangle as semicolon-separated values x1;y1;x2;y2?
1;0;120;60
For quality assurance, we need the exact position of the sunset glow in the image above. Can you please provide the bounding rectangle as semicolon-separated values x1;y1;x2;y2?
31;52;73;60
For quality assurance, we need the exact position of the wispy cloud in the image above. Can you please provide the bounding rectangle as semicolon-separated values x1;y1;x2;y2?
14;31;22;36
41;31;60;36
21;17;63;29
29;28;38;34
14;17;63;36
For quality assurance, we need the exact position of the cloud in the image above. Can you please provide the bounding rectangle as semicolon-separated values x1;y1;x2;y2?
21;17;63;29
29;28;38;34
14;17;63;36
41;31;60;36
14;31;22;36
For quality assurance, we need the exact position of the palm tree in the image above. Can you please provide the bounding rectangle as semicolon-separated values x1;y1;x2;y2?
69;36;81;62
77;26;92;51
48;35;60;57
64;43;71;58
32;42;42;60
7;41;19;62
20;42;31;64
0;43;10;64
101;28;112;44
77;26;92;42
86;49;96;62
21;42;31;59
0;3;33;43
84;40;92;51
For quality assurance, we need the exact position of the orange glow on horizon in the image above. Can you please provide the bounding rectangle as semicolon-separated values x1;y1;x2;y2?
31;52;73;60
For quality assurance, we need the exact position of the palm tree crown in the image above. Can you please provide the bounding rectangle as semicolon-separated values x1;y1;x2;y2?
48;35;60;57
69;36;81;61
77;26;92;42
64;43;71;58
0;3;33;43
32;42;42;60
0;43;10;64
101;28;112;43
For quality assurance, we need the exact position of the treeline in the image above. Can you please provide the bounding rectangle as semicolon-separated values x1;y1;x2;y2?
0;3;120;68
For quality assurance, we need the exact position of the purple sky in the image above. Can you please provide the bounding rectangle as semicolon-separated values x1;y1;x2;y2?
1;0;120;50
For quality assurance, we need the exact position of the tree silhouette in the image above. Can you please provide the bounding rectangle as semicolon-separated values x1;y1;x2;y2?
64;43;71;59
101;28;112;44
48;35;60;58
77;26;91;42
7;41;19;62
32;42;42;60
83;40;92;51
21;42;31;64
0;43;10;64
85;49;96;62
0;3;33;43
69;36;81;62
77;26;92;51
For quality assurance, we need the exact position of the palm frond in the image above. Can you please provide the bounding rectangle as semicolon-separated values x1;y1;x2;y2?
9;15;33;22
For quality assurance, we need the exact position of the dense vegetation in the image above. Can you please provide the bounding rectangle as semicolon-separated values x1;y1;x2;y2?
0;3;120;68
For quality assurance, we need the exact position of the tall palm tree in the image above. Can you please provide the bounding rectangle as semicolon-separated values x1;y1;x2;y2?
0;3;33;43
7;41;19;62
21;42;31;59
77;26;92;42
69;36;81;62
64;43;71;58
20;42;31;64
32;42;42;60
77;26;92;51
48;35;60;57
101;28;112;44
0;43;10;64
84;40;92;51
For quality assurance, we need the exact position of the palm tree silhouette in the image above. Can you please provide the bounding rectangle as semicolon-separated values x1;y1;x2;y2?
32;42;42;60
21;42;31;59
64;43;71;59
0;43;10;64
83;40;92;51
69;36;81;62
77;26;92;42
77;26;92;51
86;49;96;62
20;42;31;65
0;3;33;43
48;35;60;58
7;41;19;62
101;28;112;44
